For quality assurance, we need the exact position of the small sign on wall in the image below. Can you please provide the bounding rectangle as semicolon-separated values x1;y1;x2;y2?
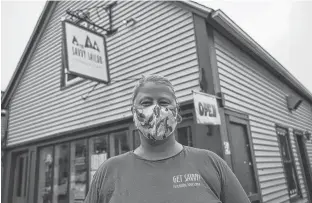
193;91;221;125
62;20;110;83
224;141;231;155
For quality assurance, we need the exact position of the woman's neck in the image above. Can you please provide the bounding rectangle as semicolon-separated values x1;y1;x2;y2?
134;134;183;160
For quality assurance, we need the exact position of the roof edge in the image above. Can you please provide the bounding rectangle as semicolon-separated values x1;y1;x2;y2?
210;9;312;103
1;1;56;108
172;0;213;19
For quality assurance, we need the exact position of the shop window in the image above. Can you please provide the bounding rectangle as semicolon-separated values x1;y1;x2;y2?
110;131;131;156
53;144;70;203
70;140;88;203
36;129;132;203
133;130;141;149
89;135;109;186
37;147;54;203
276;127;301;199
177;126;193;146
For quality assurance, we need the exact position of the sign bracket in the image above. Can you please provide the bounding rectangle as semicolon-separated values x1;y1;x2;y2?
81;77;141;100
65;1;118;36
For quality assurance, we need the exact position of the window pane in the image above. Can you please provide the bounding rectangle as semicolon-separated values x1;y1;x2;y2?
17;157;24;197
70;140;87;202
284;163;299;196
53;144;70;203
89;135;108;186
24;157;28;197
133;130;141;149
110;131;130;156
177;127;192;146
37;147;54;203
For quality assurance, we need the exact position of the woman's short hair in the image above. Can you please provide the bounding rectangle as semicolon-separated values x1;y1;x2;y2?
131;74;177;106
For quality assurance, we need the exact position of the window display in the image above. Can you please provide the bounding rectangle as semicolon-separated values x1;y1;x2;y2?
110;131;130;156
70;140;87;202
36;130;134;203
89;135;109;186
37;147;54;203
53;144;70;203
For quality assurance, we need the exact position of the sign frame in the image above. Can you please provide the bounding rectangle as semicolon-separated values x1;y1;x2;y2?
192;90;221;125
62;20;111;84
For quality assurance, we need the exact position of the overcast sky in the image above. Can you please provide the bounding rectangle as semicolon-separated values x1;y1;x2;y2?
1;0;312;94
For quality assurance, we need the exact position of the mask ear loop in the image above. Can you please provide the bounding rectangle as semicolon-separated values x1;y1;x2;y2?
175;101;183;124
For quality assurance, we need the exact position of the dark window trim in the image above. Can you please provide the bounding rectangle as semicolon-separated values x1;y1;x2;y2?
275;125;302;200
293;129;312;203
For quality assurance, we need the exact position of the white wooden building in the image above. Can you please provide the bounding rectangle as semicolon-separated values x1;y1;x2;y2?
2;1;312;203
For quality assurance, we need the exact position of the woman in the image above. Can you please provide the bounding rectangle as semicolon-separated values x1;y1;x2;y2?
84;75;250;203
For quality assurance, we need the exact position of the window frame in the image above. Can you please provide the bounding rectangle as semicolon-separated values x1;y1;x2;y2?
276;126;302;201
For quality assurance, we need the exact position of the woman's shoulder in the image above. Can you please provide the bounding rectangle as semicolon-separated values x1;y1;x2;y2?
96;152;133;173
184;146;225;165
184;146;221;157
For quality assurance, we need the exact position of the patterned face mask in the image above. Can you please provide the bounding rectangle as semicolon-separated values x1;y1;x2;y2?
133;104;180;140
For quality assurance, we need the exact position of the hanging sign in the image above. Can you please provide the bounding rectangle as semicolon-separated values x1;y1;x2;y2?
193;91;221;125
62;20;110;83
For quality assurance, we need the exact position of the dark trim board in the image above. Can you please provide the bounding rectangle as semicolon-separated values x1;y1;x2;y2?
192;13;230;167
293;130;312;203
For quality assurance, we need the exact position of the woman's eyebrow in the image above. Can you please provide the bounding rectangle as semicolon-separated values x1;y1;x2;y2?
139;96;153;101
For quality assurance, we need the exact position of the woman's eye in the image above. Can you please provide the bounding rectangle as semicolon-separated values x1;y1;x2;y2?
159;101;170;106
141;101;152;106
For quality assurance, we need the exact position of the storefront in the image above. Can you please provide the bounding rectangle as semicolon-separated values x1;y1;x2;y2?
2;1;312;203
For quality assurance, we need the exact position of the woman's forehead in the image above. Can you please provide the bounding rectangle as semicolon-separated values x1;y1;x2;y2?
135;82;175;100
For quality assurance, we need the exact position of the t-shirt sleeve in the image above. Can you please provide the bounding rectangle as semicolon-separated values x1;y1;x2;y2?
84;169;101;203
84;161;114;203
208;151;251;203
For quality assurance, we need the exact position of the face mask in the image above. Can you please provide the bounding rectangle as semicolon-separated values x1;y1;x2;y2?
133;104;180;140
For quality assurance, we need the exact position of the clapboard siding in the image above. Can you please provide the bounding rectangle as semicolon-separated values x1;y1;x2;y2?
8;1;200;146
214;31;312;203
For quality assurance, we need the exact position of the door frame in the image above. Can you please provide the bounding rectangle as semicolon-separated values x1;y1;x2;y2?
293;129;312;203
225;109;262;203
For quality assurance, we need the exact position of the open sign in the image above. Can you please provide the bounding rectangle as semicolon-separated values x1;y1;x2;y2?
193;91;221;125
198;102;217;117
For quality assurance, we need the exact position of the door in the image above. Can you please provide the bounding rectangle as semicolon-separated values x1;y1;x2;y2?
295;133;312;201
13;152;29;203
226;114;261;203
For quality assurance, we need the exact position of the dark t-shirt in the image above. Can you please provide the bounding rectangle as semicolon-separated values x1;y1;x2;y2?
84;146;250;203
